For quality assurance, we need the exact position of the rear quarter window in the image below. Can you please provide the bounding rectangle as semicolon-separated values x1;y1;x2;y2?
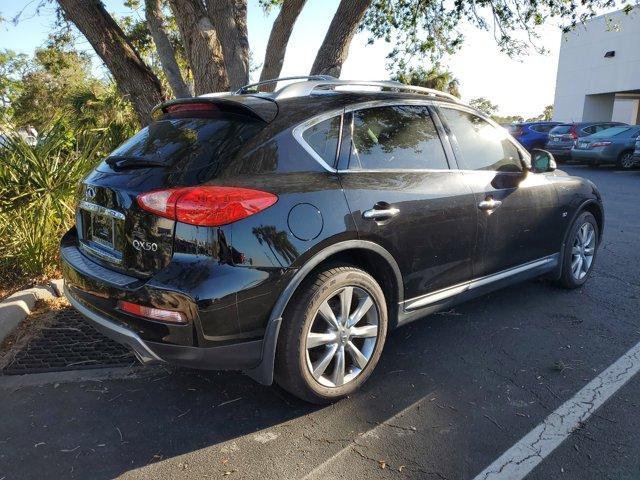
301;115;342;168
550;125;571;134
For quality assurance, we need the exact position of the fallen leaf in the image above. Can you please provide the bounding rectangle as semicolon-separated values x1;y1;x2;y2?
378;460;387;469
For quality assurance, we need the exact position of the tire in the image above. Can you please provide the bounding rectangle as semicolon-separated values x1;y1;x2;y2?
557;212;599;289
618;151;635;170
274;265;388;404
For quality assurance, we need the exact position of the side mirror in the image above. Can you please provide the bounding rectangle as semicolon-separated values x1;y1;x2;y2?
530;149;557;173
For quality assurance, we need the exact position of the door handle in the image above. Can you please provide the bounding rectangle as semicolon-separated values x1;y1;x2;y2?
362;207;400;220
478;198;502;211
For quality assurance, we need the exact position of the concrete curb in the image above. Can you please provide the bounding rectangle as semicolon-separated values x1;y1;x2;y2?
0;280;63;344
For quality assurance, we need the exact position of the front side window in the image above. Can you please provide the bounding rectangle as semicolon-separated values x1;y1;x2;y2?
301;115;342;167
349;105;448;170
440;108;523;173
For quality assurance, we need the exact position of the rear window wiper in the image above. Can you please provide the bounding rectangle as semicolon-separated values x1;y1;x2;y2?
105;156;168;169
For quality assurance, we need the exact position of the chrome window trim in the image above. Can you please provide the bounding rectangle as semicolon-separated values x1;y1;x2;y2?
403;254;559;311
78;201;125;220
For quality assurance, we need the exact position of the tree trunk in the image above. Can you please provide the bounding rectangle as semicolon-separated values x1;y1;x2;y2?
259;0;307;91
205;0;250;90
310;0;372;78
169;0;229;95
57;0;165;124
145;0;192;98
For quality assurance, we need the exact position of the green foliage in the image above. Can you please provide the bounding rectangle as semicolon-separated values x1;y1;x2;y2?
0;38;139;283
470;97;499;117
362;0;627;69
0;50;30;120
393;64;461;97
0;123;106;278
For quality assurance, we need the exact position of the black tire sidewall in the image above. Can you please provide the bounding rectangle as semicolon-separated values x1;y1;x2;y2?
276;267;388;403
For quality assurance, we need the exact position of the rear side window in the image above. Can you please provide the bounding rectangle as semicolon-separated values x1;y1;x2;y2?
550;125;572;134
301;115;342;167
102;113;264;173
532;124;555;133
440;108;522;173
349;105;448;170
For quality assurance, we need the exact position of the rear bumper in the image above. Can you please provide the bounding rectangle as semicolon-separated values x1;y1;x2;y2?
65;285;163;365
545;146;573;158
570;149;613;164
64;283;265;371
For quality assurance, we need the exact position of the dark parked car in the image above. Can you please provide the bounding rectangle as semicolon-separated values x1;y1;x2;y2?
546;121;628;160
572;125;640;169
508;121;561;151
61;78;604;403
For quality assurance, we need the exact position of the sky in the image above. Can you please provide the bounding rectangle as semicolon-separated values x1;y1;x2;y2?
0;0;612;118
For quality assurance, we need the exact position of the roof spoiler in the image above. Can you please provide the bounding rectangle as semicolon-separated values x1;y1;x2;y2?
151;96;278;123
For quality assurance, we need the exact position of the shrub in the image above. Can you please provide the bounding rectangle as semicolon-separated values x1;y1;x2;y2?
0;122;106;281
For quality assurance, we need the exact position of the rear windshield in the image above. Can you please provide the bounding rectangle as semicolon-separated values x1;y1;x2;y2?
99;113;264;173
550;125;572;134
591;126;631;138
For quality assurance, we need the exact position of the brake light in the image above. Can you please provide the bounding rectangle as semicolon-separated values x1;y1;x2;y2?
137;186;278;226
118;300;186;324
569;125;579;140
591;141;612;148
165;103;219;114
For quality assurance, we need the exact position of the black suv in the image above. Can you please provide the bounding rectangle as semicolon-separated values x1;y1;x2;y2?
61;78;604;403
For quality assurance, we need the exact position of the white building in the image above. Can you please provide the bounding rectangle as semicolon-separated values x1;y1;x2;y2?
553;8;640;125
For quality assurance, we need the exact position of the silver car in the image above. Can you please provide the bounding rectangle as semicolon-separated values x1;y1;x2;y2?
571;125;640;169
546;122;627;160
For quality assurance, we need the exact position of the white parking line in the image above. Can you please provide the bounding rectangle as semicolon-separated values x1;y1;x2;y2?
473;339;640;480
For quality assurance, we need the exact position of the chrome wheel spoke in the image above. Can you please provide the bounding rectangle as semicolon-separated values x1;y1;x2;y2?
350;324;378;338
330;346;346;386
572;256;583;277
305;285;380;388
584;246;595;256
318;300;340;329
347;295;373;328
312;344;338;379
584;229;594;247
339;287;353;325
571;245;582;255
346;341;368;369
307;332;337;349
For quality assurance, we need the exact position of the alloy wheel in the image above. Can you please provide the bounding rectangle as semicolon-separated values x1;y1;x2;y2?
305;286;379;388
620;152;635;169
571;222;596;280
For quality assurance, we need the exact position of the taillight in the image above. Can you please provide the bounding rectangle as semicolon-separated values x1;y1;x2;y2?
118;300;186;324
137;186;278;227
569;125;579;140
165;103;219;114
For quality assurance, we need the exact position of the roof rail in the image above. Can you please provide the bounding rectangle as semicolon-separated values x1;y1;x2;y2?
273;79;460;102
235;75;337;94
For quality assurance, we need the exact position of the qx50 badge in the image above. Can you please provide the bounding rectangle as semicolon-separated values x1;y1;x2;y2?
132;239;158;252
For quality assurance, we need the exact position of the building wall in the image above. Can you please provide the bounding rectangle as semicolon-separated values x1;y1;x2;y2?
553;8;640;124
612;98;640;124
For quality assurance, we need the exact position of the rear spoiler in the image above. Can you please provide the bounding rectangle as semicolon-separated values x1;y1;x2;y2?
151;95;278;123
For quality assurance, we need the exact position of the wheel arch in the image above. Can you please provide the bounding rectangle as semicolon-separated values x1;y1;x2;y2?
244;240;403;385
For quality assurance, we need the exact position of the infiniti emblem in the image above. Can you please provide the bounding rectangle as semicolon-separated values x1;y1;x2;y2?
86;186;96;200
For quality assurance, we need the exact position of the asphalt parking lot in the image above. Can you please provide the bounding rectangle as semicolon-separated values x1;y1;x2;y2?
1;165;639;480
